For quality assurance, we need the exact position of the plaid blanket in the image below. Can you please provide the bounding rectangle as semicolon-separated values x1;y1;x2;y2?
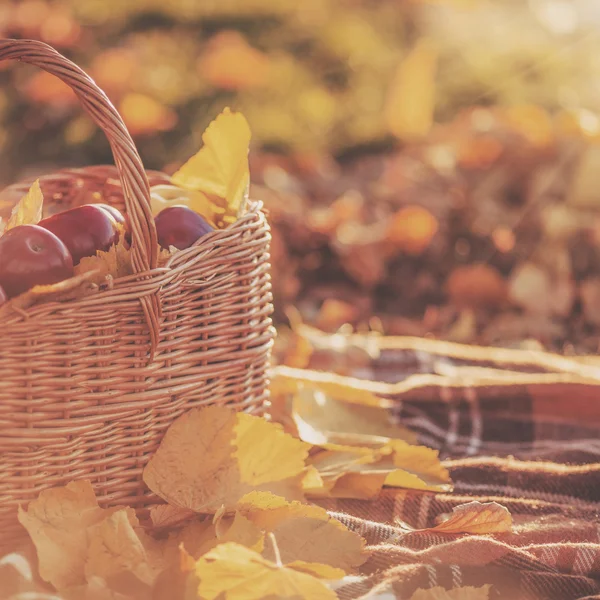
309;336;600;600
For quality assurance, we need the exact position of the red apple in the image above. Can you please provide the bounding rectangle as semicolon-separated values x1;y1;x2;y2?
0;225;74;297
39;204;119;265
95;203;125;226
154;205;214;250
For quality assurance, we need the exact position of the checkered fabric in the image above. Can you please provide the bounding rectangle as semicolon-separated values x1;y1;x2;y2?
313;341;600;600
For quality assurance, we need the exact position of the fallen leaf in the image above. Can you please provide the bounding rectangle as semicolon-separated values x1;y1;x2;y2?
149;505;196;530
195;542;338;600
292;387;417;446
385;38;438;140
270;366;392;408
212;512;265;554
85;509;157;586
236;491;367;571
429;501;512;535
307;441;452;499
143;406;310;513
171;107;251;226
5;179;43;231
17;481;115;589
409;585;491;600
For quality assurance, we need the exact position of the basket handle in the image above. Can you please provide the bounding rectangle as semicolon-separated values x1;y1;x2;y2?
0;39;161;354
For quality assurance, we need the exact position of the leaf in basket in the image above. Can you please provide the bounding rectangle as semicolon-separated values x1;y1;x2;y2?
74;237;133;285
5;179;43;232
150;184;219;228
425;501;512;535
236;491;367;571
142;406;310;513
17;480;116;589
1;269;102;315
171;107;251;226
194;542;339;600
409;585;491;600
292;387;417;446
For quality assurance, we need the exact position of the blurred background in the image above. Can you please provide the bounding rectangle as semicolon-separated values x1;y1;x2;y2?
2;0;600;353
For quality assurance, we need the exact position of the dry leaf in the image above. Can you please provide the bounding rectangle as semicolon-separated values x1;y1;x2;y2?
212;512;265;554
385;38;438;140
0;269;101;315
236;491;367;571
149;505;196;530
409;585;491;600
5;179;43;231
17;481;115;589
194;542;338;600
171;108;251;226
428;501;512;535
307;441;452;499
75;237;134;285
84;509;158;586
292;387;417;446
270;366;392;408
143;406;310;513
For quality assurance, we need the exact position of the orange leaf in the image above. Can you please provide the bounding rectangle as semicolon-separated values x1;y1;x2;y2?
428;501;512;535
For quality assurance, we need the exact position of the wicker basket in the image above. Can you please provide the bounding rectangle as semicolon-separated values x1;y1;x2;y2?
0;40;274;550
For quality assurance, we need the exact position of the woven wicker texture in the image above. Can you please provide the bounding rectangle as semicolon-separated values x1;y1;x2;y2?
0;40;274;550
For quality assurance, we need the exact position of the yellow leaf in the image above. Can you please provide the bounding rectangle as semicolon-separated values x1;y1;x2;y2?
292;387;417;446
385;38;438;141
409;585;491;600
142;406;310;513
214;512;265;554
427;501;512;535
74;237;133;285
234;412;310;486
5;179;43;231
171;107;251;226
307;442;452;499
195;542;338;600
85;509;158;586
285;561;346;580
270;366;392;409
236;491;367;571
150;184;219;226
17;481;116;589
